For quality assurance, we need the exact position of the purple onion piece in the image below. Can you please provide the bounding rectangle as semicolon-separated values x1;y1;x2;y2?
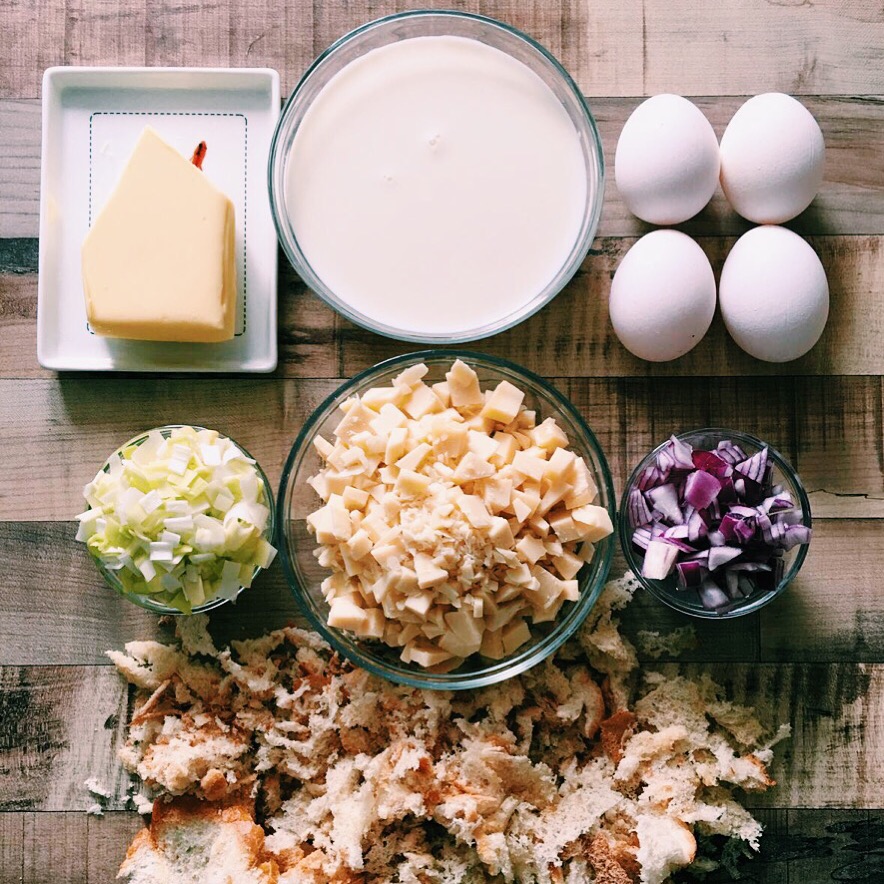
662;537;695;553
727;562;772;572
647;483;684;525
669;435;696;469
628;488;654;528
632;525;653;551
684;470;723;511
708;546;743;571
691;449;734;479
642;540;679;580
687;510;707;543
663;524;690;540
708;530;726;547
637;464;668;491
677;560;707;589
716;441;748;465
762;493;795;514
736;447;769;484
781;524;812;550
698;580;730;611
718;477;737;504
724;569;741;599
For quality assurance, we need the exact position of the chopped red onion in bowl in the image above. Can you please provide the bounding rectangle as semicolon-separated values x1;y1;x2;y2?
620;430;812;618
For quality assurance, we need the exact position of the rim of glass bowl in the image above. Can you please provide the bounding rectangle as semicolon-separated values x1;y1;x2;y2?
277;350;616;689
267;9;605;345
91;424;276;616
618;428;812;620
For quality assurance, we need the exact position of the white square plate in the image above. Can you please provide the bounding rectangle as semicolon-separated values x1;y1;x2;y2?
38;67;280;373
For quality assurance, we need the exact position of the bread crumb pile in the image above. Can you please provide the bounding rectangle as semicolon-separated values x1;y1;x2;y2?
109;573;787;884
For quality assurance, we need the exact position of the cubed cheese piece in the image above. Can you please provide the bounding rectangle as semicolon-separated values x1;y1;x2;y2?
81;127;236;343
571;505;614;542
501;618;531;655
393;363;429;389
361;384;403;410
453;452;495;484
564;458;599;509
516;534;547;564
530;417;570;452
547;510;585;543
413;552;448;589
313;435;334;460
328;495;353;541
396;470;430;497
456;494;493;529
431;381;451;407
481;476;513;514
370;403;409;436
467;429;500;461
480;627;506;660
543;447;577;484
528;566;565;609
343;486;370;510
446;359;483;408
403;591;435;619
334;401;377;443
328;596;368;632
346;529;373;561
480;380;525;425
440;609;484;657
402;383;443;419
490;432;518;466
383;427;408;466
405;640;453;669
512;450;547;482
396;442;431;472
359;608;386;639
553;551;583;580
488;516;515;548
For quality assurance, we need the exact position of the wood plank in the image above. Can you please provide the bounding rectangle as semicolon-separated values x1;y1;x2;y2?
0;101;41;240
0;3;64;101
760;520;884;662
0;377;338;520
85;812;147;884
341;235;884;379
643;0;884;97
1;662;882;811
0;813;24;884
0;667;131;811
1;376;882;521
22;812;87;884
3;96;881;240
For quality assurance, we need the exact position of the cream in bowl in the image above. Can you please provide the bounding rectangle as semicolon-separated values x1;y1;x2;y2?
270;12;604;343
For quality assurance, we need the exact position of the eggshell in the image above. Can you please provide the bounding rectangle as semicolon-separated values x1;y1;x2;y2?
719;226;828;362
609;230;716;362
719;93;825;224
615;94;720;225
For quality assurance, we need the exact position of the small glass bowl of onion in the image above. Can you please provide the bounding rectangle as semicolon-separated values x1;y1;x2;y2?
619;428;812;619
76;425;277;615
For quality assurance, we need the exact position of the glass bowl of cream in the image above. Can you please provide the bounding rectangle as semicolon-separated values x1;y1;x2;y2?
269;10;604;344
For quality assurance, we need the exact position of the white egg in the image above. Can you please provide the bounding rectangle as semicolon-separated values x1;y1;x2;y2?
719;226;828;362
609;230;716;362
719;93;825;224
615;94;720;225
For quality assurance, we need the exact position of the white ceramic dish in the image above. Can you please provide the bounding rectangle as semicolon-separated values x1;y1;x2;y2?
38;67;280;373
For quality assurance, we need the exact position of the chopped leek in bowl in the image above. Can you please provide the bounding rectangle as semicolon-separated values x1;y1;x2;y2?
76;425;277;614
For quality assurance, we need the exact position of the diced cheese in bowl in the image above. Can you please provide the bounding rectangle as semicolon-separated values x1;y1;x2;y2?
304;359;614;670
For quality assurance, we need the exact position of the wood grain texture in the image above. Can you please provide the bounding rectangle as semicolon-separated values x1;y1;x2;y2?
4;0;882;99
22;812;87;884
0;666;130;812
3;95;881;240
0;813;24;884
2;376;883;521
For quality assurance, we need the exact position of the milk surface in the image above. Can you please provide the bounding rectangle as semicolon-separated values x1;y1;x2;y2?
285;35;587;335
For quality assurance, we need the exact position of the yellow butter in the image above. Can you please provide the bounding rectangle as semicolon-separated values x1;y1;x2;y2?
81;127;236;343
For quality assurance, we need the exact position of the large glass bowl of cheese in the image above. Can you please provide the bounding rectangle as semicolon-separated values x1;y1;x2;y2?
277;351;616;689
269;10;604;344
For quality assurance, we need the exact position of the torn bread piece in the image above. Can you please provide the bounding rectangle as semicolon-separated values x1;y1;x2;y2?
117;795;278;883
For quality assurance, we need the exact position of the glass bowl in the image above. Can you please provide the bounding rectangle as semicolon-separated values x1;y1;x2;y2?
86;425;276;615
277;350;616;689
268;10;604;344
619;428;812;619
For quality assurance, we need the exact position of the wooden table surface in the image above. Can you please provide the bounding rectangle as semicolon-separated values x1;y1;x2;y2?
1;1;883;881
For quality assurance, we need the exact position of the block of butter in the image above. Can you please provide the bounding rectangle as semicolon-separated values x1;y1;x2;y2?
81;127;236;343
